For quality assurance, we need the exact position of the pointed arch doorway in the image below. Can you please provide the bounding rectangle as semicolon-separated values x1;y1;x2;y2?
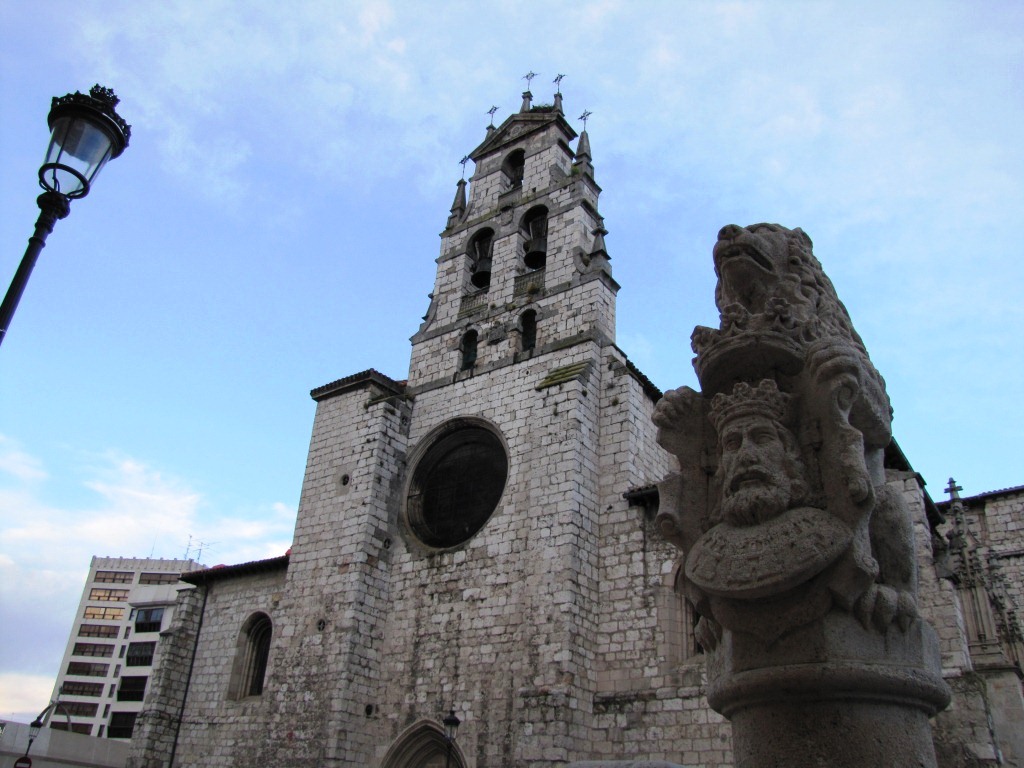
380;720;467;768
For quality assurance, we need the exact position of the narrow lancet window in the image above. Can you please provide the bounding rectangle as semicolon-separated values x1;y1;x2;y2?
460;330;478;371
521;310;537;352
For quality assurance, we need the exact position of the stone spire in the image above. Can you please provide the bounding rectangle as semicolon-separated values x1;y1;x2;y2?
589;225;611;272
553;91;563;114
520;90;533;113
447;179;466;228
573;128;593;177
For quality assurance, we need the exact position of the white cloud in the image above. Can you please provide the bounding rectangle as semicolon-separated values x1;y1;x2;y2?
0;436;47;482
0;673;55;723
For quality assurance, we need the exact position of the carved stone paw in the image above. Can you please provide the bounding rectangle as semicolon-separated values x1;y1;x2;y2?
853;584;919;632
806;339;864;388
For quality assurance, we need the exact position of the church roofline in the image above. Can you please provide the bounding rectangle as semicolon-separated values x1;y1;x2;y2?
310;368;407;402
935;483;1024;509
468;109;577;162
180;554;289;585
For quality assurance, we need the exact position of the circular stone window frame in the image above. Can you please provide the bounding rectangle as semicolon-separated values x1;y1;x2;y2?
400;417;510;553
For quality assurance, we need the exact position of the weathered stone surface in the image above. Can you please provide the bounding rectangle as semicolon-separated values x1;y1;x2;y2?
654;223;951;767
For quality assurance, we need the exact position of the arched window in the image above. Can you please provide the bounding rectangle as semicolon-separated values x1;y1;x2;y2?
502;149;525;189
468;228;494;290
229;613;272;699
674;566;704;661
520;310;537;352
460;330;478;371
520;206;548;270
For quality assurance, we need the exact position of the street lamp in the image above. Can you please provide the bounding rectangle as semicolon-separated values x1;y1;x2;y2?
442;709;460;768
23;699;72;757
0;84;130;348
24;716;43;756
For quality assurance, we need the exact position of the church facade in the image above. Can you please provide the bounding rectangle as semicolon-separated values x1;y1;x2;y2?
128;90;1024;768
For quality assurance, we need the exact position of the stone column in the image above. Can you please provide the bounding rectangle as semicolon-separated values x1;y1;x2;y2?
653;224;950;768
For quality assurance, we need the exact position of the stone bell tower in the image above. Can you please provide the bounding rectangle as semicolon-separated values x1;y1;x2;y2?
362;86;671;766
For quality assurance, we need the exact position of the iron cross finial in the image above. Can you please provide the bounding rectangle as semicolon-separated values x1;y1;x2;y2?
579;110;592;130
554;74;565;94
487;105;498;126
523;71;538;89
460;155;470;179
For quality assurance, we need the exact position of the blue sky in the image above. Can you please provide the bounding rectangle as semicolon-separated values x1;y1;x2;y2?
1;0;1022;722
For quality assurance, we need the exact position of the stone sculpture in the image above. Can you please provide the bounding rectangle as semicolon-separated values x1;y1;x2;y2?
654;224;949;767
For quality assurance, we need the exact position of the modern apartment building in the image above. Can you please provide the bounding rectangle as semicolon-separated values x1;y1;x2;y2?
48;556;200;740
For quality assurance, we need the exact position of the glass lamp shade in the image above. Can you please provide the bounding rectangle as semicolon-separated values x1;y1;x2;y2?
28;717;43;740
38;86;130;199
443;710;460;741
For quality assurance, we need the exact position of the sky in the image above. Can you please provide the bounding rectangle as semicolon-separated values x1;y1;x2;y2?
1;0;1022;723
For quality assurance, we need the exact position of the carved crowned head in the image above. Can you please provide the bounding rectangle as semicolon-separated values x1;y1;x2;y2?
709;380;811;527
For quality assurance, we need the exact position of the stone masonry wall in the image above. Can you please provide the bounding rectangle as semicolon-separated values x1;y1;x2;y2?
127;585;205;768
260;379;411;768
375;340;606;766
166;567;287;768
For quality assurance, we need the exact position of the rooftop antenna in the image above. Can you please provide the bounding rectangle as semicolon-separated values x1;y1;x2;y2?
487;105;498;126
193;539;216;561
553;73;565;94
579;110;592;130
459;155;470;179
523;71;538;89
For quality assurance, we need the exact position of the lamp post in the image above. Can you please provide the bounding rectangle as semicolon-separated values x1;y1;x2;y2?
22;699;71;758
0;84;130;348
442;709;460;768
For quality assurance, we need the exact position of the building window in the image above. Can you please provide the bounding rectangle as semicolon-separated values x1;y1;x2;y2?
61;681;103;697
520;206;548;270
88;588;129;602
673;565;704;662
139;572;180;585
79;624;119;638
460;330;478;371
83;606;125;621
502;149;525;189
50;722;93;735
61;701;99;717
134;607;165;633
95;571;133;584
468;228;494;291
230;613;273;698
107;712;137;739
126;641;156;667
72;642;115;658
520;310;537;352
404;421;509;549
116;676;147;702
66;661;109;677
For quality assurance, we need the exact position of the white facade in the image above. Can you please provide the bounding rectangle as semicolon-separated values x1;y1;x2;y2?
48;556;199;740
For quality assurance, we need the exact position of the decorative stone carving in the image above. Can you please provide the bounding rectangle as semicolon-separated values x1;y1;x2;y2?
654;224;949;767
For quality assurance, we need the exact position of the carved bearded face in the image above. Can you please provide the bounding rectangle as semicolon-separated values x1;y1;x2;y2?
718;413;807;526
